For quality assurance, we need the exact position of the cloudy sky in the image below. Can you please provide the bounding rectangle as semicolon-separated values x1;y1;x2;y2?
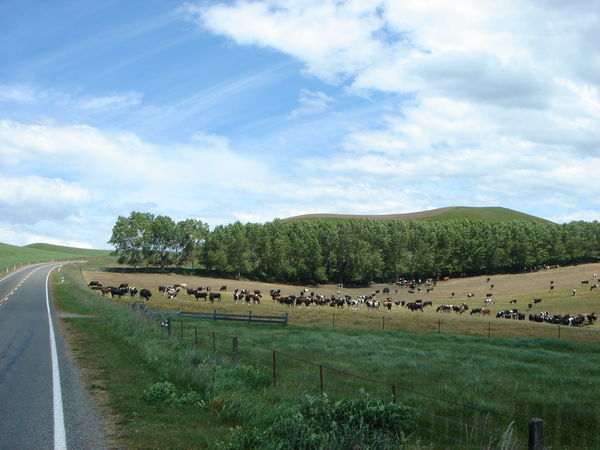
1;0;599;249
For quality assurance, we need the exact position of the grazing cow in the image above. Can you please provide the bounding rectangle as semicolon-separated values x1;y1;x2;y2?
423;301;433;307
484;299;495;305
88;281;102;287
467;293;475;298
140;289;152;301
482;309;491;316
485;293;493;298
470;308;482;315
383;300;392;311
99;287;111;296
209;292;221;303
194;291;207;301
581;280;589;285
572;289;577;296
187;288;197;296
382;287;390;294
509;299;518;304
118;283;128;289
220;285;227;291
591;284;598;291
253;290;261;295
407;302;423;312
533;298;542;304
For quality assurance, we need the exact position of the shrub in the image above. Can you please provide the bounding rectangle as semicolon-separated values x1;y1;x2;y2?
222;392;416;449
143;381;203;407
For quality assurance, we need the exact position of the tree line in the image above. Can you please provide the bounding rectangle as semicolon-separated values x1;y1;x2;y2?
109;212;600;284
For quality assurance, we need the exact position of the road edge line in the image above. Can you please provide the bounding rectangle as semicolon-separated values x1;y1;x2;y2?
45;266;67;450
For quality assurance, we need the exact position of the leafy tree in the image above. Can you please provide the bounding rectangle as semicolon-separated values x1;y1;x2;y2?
108;211;154;268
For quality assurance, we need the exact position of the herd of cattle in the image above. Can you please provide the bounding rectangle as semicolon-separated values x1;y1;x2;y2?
86;272;599;328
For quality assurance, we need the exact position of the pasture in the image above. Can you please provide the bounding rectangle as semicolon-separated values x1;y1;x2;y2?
73;263;600;447
81;262;600;341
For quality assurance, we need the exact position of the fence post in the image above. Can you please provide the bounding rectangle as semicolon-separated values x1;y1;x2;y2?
319;365;324;395
249;310;252;323
528;418;544;450
232;336;238;366
438;319;441;334
194;327;198;348
272;350;277;386
213;309;217;321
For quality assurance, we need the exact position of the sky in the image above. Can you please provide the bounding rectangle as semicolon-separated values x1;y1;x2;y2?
1;0;599;249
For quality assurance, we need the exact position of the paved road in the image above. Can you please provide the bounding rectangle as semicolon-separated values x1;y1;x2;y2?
0;264;107;449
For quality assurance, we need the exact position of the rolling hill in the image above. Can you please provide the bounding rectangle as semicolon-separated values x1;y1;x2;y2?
0;242;114;271
284;206;553;224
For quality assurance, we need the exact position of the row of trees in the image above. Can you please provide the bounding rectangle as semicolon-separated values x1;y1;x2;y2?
109;212;600;284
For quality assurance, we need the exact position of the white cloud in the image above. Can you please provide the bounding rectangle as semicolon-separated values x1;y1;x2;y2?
0;175;90;225
289;89;334;117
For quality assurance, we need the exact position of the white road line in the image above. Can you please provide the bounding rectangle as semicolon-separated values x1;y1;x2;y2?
45;266;67;450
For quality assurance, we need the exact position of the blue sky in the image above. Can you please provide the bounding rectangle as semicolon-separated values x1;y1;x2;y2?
1;0;599;249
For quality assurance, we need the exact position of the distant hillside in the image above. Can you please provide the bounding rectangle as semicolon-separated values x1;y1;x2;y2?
0;242;113;270
285;206;554;224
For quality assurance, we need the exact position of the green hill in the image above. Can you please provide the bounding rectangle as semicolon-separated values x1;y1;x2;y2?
285;206;553;224
0;242;113;271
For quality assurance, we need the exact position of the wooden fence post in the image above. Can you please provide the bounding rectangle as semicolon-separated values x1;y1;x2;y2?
248;310;252;323
272;350;277;386
528;418;544;450
319;365;324;395
232;336;238;366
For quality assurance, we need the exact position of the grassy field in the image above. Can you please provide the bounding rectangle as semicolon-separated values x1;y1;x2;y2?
82;262;600;342
0;242;115;272
56;262;600;448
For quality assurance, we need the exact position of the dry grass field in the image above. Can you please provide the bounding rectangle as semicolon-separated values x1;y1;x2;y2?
81;262;600;341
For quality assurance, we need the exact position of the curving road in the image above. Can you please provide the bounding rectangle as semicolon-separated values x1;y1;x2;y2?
0;264;107;449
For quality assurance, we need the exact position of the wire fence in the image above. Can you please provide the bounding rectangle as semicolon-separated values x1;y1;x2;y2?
147;313;530;448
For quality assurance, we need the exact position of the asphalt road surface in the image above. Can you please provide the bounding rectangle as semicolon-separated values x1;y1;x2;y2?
0;264;107;449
